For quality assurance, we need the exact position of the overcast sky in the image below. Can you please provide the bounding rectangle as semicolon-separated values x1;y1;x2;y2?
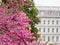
34;0;60;6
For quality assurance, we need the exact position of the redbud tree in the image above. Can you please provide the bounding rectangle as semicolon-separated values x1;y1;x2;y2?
0;0;40;45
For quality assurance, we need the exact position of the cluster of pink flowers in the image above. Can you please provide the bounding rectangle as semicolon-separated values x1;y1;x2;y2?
0;0;48;45
8;0;17;7
7;0;24;7
0;6;8;15
0;6;36;45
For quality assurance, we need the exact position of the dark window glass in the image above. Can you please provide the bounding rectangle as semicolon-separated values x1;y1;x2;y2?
39;28;41;32
48;20;50;24
48;28;50;32
52;20;54;24
48;36;50;41
43;28;45;32
56;28;58;33
43;20;45;24
52;28;54;32
52;36;54;41
43;36;45;41
56;20;58;24
56;36;59;41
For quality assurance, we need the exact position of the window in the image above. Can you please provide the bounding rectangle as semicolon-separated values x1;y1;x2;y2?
56;28;58;33
41;12;44;16
52;20;54;24
52;36;54;41
48;28;50;32
39;28;41;32
52;28;54;32
43;36;45;41
48;20;50;24
49;11;53;15
56;20;58;24
43;20;45;24
43;28;45;32
58;11;60;16
56;36;59;41
48;36;50;41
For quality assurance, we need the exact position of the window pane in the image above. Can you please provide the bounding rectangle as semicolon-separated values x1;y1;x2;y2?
43;28;45;32
48;28;50;32
49;11;53;15
56;28;58;33
56;20;58;24
43;20;45;24
52;36;54;41
56;36;59;41
52;28;54;32
48;20;50;24
39;28;41;32
52;20;54;24
48;36;50;41
41;12;44;16
58;11;60;16
43;36;45;41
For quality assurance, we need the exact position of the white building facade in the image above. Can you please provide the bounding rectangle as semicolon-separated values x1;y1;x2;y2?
36;6;60;45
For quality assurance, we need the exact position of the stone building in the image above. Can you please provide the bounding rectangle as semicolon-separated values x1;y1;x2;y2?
36;6;60;45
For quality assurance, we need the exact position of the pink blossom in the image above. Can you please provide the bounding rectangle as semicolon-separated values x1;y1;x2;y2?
0;1;41;45
18;0;24;2
7;0;17;7
0;6;8;15
0;6;35;45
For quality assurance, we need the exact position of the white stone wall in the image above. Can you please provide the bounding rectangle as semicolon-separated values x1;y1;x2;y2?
37;18;60;43
36;6;60;44
38;18;60;26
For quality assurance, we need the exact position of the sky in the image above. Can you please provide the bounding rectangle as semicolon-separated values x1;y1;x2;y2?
34;0;60;6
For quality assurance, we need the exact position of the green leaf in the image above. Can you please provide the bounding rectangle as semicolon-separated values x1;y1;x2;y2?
2;0;7;4
22;0;40;38
13;0;18;3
